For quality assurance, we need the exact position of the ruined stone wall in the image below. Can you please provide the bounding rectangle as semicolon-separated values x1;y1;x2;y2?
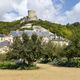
27;10;38;21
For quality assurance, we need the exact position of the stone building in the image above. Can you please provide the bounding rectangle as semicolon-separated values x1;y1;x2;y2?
20;10;38;23
27;10;38;21
10;25;69;46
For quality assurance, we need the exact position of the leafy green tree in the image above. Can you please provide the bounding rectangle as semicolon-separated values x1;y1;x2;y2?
7;37;23;60
41;41;65;63
64;37;80;62
7;33;43;66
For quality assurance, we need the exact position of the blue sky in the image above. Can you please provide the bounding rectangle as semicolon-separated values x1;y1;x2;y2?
0;0;80;24
62;0;79;11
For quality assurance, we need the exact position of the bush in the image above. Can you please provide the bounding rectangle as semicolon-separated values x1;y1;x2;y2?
7;33;43;66
66;58;80;67
40;57;51;63
52;58;80;68
52;58;67;66
0;54;6;61
0;61;18;69
0;61;39;70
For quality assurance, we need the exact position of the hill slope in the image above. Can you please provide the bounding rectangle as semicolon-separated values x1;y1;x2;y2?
0;19;80;40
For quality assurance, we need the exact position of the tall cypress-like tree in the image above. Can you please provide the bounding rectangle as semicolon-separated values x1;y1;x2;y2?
7;33;43;66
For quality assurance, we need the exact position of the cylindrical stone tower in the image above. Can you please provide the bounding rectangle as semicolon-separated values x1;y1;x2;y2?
28;10;38;21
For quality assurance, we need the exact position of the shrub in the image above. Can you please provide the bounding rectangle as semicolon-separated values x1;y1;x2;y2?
6;33;43;67
0;54;6;61
52;58;67;66
52;58;80;68
0;61;18;69
0;61;39;70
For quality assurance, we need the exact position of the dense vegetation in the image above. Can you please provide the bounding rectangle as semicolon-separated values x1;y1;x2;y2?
0;19;80;69
0;19;80;40
0;20;21;34
0;33;80;69
31;20;80;40
0;33;65;69
31;20;72;39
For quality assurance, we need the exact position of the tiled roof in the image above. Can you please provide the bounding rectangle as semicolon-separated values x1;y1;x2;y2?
0;41;10;47
0;34;5;37
10;29;67;41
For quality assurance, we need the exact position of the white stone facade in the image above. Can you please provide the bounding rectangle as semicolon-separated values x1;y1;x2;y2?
21;24;32;29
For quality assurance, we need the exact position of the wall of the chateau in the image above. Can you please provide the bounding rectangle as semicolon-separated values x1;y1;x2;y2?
0;24;69;54
0;35;13;43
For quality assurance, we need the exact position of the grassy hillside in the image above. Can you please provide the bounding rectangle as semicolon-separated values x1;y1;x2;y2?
30;20;73;39
0;20;21;34
0;19;80;40
30;20;80;40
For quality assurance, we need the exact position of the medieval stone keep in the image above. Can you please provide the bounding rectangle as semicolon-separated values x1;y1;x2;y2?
27;10;38;21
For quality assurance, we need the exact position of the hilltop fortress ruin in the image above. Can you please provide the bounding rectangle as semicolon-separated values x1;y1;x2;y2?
0;10;69;54
27;10;38;21
21;10;38;23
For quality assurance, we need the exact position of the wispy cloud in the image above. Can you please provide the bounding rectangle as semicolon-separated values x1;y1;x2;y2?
56;1;80;24
0;0;28;21
0;0;80;24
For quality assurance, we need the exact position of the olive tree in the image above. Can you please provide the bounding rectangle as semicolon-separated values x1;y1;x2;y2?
7;33;43;66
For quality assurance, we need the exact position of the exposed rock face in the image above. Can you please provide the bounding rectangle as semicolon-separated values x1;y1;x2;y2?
27;10;38;21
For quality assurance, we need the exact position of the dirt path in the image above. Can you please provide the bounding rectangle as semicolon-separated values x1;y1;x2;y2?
0;64;80;80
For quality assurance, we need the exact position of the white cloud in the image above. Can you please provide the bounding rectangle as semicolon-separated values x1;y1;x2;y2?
0;0;61;22
66;2;80;23
0;0;12;20
59;0;66;3
27;0;58;21
0;0;28;21
0;0;80;24
12;0;28;16
56;1;80;24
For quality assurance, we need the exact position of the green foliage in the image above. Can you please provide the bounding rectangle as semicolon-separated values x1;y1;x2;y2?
0;20;21;34
31;33;38;43
52;58;67;66
40;42;64;63
0;61;17;69
0;61;38;70
0;19;80;68
41;41;55;63
7;37;23;60
31;20;73;39
0;54;7;61
7;33;43;66
52;57;80;67
7;33;64;66
30;20;80;40
64;38;80;61
0;19;80;41
53;36;80;67
19;27;33;30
